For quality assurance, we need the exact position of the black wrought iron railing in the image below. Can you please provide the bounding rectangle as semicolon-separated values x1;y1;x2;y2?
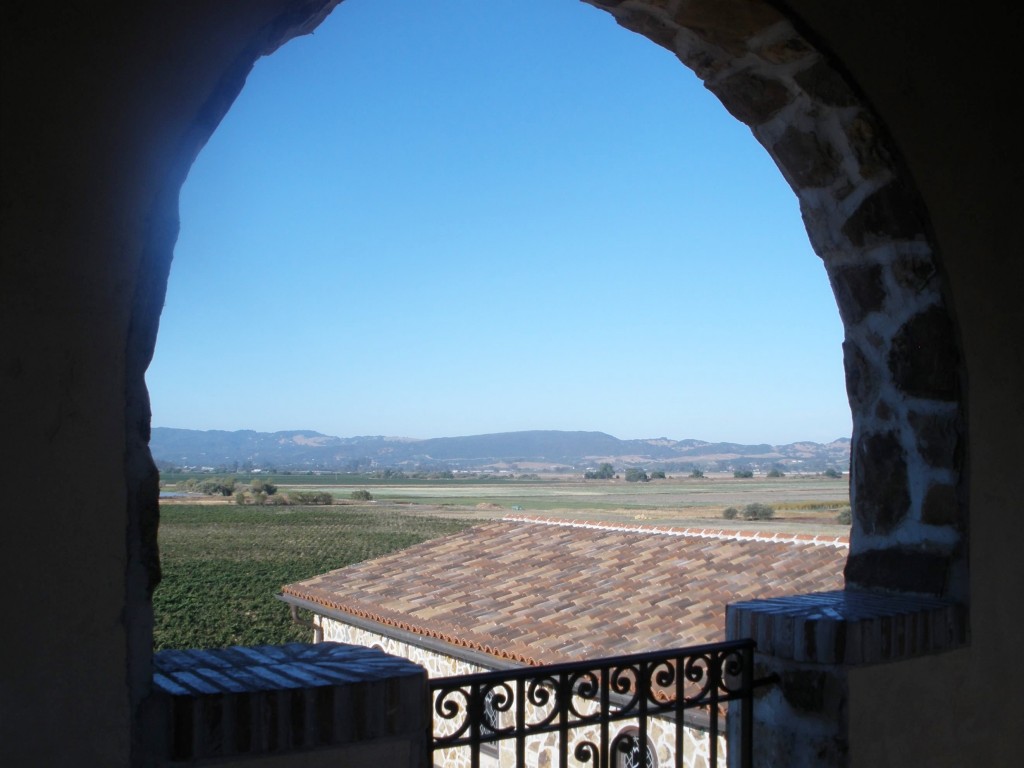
428;638;759;768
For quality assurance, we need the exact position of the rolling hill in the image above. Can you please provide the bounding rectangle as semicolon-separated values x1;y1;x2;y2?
150;428;850;474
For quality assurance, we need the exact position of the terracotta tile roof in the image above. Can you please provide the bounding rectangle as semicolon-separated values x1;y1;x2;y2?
281;515;847;666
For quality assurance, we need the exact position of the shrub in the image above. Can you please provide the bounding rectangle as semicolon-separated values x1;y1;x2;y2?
265;493;290;506
733;469;754;479
836;506;852;525
722;506;739;520
624;468;649;483
234;491;246;505
649;470;666;479
689;468;705;478
198;476;237;496
767;468;785;478
251;478;277;496
823;468;843;479
350;489;373;501
584;463;615;480
291;491;334;505
742;502;774;520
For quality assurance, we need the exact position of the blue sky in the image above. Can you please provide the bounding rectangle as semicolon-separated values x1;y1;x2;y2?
146;0;851;445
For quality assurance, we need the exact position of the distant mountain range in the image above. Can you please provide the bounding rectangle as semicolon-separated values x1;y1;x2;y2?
150;428;850;474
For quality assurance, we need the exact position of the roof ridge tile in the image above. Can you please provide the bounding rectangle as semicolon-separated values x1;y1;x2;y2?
500;514;848;548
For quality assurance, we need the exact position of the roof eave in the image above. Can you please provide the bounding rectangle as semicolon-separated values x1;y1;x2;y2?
277;592;525;672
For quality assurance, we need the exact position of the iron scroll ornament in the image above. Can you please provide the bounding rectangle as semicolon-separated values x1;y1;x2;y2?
429;638;760;768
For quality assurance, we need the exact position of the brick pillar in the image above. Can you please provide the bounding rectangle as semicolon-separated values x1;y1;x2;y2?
727;591;965;767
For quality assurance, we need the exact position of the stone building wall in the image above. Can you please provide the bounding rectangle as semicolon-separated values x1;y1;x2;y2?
317;617;722;768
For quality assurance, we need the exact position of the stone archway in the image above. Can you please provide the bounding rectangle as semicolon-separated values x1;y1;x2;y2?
4;1;998;766
581;0;965;600
120;11;969;728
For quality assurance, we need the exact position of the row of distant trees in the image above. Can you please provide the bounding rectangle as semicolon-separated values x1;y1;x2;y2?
722;502;851;525
723;503;775;520
231;489;372;506
584;465;844;480
583;463;671;482
175;476;379;506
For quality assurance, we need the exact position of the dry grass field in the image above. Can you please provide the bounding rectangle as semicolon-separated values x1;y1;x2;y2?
163;473;851;535
369;477;849;535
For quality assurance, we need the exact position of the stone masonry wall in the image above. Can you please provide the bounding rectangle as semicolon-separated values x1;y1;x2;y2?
585;0;966;600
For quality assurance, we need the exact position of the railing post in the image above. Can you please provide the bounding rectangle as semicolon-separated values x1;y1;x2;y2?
740;644;753;768
709;653;720;768
516;677;526;767
469;681;481;768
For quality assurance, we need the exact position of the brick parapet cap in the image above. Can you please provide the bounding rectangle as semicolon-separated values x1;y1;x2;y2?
153;642;425;696
151;642;426;762
726;590;967;666
503;514;850;549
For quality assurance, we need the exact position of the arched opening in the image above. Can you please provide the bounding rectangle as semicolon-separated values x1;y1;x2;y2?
138;0;966;619
137;3;967;762
148;0;858;653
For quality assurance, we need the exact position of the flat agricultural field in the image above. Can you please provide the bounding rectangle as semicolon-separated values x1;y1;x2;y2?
154;505;474;650
272;474;852;534
162;473;852;533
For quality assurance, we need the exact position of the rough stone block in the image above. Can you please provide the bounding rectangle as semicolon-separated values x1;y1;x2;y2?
889;306;959;400
841;180;923;246
773;126;842;189
841;341;877;416
892;254;937;291
841;112;892;180
844;548;950;596
615;8;679;50
794;59;859;107
706;72;792;126
908;410;961;470
853;431;909;535
672;0;784;56
832;264;886;325
921;483;961;527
